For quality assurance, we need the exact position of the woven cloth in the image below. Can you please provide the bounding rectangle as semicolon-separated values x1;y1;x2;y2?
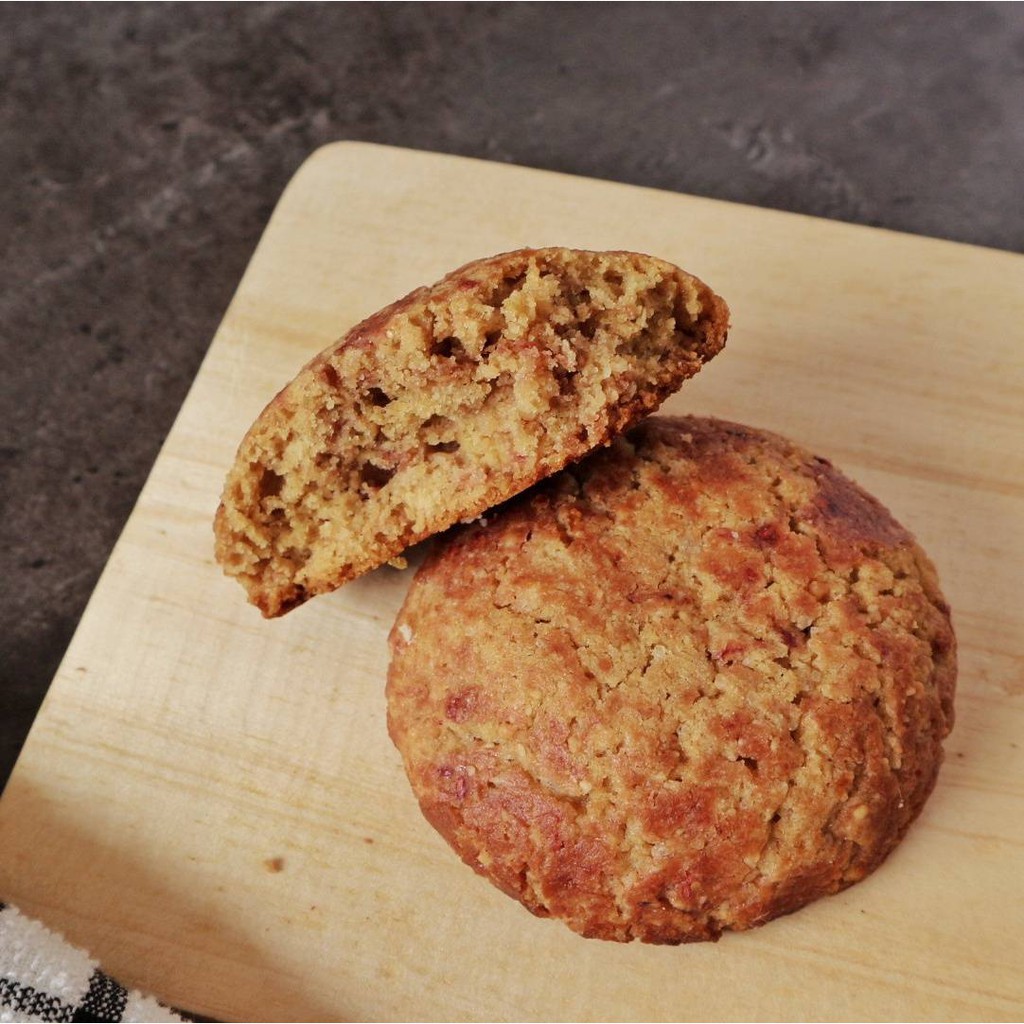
0;904;182;1023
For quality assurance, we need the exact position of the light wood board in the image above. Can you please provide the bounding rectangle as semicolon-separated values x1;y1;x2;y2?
2;143;1023;1022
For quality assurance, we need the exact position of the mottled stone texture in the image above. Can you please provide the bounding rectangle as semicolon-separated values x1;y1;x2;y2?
1;3;1022;784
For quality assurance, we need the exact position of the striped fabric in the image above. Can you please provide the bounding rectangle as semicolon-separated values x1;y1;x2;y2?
0;904;182;1023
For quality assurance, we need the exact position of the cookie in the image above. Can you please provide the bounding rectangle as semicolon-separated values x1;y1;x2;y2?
214;248;729;616
386;416;956;943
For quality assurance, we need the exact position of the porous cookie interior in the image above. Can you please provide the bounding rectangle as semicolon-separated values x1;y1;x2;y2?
216;249;726;615
387;417;956;943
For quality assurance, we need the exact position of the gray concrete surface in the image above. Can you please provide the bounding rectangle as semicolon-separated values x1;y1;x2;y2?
2;2;1023;786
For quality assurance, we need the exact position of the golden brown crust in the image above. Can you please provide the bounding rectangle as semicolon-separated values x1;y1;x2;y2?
386;416;957;943
213;248;729;615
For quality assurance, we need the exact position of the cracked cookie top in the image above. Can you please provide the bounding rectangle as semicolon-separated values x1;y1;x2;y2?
386;415;957;943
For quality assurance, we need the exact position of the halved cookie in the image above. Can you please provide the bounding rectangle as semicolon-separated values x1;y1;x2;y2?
386;416;957;943
214;249;728;615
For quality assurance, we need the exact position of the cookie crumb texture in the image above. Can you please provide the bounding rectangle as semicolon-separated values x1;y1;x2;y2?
387;417;956;943
214;248;728;615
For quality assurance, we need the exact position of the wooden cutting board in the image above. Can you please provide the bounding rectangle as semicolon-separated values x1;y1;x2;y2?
2;143;1022;1022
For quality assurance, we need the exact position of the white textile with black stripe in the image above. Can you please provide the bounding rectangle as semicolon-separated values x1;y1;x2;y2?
0;904;181;1023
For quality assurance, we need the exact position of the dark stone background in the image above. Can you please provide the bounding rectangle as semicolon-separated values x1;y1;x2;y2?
2;2;1022;787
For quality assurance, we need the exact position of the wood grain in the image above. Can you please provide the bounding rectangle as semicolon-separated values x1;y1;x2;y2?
1;143;1022;1022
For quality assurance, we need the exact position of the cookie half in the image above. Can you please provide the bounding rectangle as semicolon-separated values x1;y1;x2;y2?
386;416;956;943
214;248;729;616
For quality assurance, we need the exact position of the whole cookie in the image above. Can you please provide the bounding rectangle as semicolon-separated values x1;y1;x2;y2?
386;416;956;943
